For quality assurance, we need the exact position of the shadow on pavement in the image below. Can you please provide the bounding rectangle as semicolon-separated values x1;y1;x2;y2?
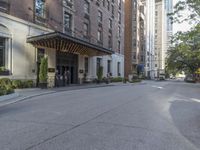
170;100;200;149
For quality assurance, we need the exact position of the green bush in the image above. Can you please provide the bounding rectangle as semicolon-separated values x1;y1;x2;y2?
0;78;12;87
0;86;7;96
12;80;34;89
39;57;48;83
97;66;103;81
12;80;23;89
23;80;34;88
0;78;14;96
111;77;123;82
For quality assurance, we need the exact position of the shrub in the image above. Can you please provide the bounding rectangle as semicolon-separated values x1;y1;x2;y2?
39;57;48;83
0;86;7;96
97;66;103;81
111;77;123;82
0;78;14;96
130;79;142;83
23;80;34;88
12;80;23;89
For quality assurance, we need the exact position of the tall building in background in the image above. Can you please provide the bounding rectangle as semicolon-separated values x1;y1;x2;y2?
144;0;155;79
154;0;167;77
124;0;146;78
165;0;173;50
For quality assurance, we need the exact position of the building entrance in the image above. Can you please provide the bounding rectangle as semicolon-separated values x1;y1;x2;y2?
56;52;78;86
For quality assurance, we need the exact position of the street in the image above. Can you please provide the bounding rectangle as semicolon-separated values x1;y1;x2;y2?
0;81;200;150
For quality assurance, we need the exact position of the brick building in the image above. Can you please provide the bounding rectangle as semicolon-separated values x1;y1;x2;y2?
0;0;124;86
124;0;145;78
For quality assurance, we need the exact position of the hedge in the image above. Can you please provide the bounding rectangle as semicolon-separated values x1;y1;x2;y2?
0;78;34;96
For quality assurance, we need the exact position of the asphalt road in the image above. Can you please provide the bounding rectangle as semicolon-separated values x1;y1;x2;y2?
0;81;200;150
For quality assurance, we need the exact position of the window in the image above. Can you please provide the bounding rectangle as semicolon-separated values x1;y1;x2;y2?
85;57;89;74
96;58;102;73
117;41;121;53
118;0;121;9
35;0;46;18
108;34;112;49
117;62;121;76
84;0;90;14
118;26;121;37
155;64;157;67
111;5;114;16
63;0;73;8
98;10;103;22
97;29;103;42
64;12;72;33
133;52;136;59
107;60;111;73
107;0;110;11
83;22;89;37
109;19;112;29
103;0;105;6
118;12;121;24
0;38;5;67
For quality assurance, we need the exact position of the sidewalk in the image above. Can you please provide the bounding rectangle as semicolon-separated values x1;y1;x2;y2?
0;83;122;107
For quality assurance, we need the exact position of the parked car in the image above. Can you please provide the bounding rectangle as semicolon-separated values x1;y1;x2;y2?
184;75;196;83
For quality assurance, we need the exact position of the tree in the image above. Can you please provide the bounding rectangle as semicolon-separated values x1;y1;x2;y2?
169;0;200;24
166;0;200;76
39;57;48;83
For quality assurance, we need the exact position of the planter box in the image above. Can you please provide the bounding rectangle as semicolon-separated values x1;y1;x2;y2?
0;70;10;76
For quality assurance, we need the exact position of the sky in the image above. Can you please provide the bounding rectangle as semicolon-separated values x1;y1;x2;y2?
173;0;193;34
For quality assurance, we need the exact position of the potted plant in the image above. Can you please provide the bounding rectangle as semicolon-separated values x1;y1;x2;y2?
97;66;103;84
39;57;48;89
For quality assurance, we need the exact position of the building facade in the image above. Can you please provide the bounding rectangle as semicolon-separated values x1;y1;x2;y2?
0;0;125;87
144;0;155;79
165;0;173;50
154;0;167;77
124;0;146;78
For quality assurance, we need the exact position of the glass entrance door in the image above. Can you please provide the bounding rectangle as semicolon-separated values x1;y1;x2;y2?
56;52;78;86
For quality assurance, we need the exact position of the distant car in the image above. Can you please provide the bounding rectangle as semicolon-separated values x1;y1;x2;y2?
184;75;196;83
159;74;165;80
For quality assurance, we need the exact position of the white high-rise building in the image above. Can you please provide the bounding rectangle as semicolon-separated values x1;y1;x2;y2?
165;0;173;50
143;0;155;79
154;0;167;77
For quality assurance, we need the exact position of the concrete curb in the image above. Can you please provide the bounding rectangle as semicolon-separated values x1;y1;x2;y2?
0;84;117;107
0;93;20;102
0;91;56;108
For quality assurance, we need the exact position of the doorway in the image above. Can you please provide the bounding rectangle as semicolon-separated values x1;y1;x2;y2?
56;52;78;86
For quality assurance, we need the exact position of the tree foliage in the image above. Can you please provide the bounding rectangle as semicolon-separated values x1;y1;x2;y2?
166;0;200;75
169;0;200;24
39;57;48;83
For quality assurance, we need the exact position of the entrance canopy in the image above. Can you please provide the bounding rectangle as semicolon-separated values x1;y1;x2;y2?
27;32;113;56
